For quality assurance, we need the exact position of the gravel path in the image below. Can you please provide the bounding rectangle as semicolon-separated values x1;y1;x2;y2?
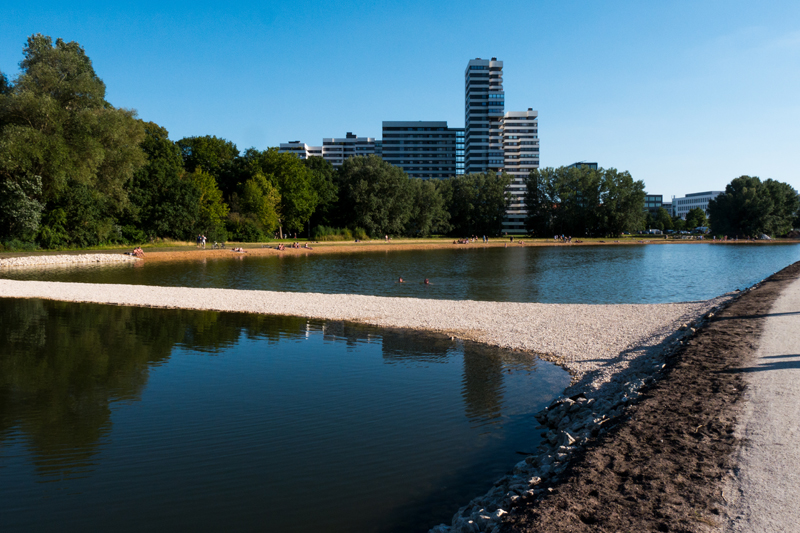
0;278;729;393
724;275;800;532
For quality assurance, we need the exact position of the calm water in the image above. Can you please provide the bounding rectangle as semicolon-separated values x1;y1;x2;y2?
0;298;569;533
3;244;798;303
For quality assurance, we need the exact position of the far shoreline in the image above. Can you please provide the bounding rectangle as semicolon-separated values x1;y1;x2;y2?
2;236;796;265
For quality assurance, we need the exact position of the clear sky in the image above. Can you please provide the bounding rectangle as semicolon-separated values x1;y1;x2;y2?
2;0;798;199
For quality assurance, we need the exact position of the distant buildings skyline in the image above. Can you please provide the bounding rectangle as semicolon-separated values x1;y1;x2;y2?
279;57;539;233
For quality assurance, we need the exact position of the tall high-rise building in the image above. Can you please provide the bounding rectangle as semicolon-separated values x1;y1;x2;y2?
501;109;539;233
465;58;539;234
464;58;505;174
381;121;459;179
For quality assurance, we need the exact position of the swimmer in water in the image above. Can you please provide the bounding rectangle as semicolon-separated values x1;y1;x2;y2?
398;277;404;283
424;278;430;285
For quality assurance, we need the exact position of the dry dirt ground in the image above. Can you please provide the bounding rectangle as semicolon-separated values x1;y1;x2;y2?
502;261;800;533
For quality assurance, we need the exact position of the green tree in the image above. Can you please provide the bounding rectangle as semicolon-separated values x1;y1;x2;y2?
125;122;200;241
0;34;146;245
443;172;511;236
240;171;281;234
241;148;318;236
684;207;708;230
185;167;229;239
177;135;239;196
645;209;674;232
524;168;558;237
0;174;43;241
672;216;686;232
405;178;450;237
708;176;799;237
525;166;644;237
600;168;645;237
336;155;413;236
303;156;338;229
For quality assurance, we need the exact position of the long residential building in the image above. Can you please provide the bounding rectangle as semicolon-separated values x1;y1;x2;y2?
673;191;724;219
280;132;378;168
381;121;461;179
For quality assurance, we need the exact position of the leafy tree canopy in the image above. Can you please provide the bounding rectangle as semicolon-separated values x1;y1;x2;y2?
125;121;201;241
684;207;708;230
708;176;799;237
0;34;145;243
524;166;644;237
405;178;450;237
240;148;318;234
442;172;511;236
336;155;413;236
176;135;239;193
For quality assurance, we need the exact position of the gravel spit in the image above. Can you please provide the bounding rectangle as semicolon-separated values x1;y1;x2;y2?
0;253;139;268
0;278;731;393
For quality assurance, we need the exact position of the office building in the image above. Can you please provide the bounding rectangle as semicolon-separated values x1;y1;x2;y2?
381;121;459;179
673;191;723;219
567;162;598;170
502;109;539;232
644;194;663;215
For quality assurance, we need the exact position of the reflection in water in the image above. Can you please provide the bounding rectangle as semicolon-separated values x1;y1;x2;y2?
0;298;569;533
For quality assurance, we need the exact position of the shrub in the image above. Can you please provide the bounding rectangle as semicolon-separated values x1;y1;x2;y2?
312;225;354;241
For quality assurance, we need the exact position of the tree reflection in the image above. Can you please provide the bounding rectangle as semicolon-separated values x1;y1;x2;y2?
0;298;313;480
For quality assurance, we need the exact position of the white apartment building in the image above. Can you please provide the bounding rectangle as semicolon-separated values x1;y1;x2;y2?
280;132;378;168
278;141;321;160
501;109;539;233
673;191;724;219
321;132;378;167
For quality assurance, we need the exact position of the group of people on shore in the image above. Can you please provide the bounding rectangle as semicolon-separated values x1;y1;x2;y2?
124;247;145;258
273;242;313;252
454;235;488;244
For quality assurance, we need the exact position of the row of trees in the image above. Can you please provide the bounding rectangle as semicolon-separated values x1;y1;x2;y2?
0;35;515;248
523;166;647;237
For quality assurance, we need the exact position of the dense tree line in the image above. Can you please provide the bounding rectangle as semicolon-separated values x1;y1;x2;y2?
708;176;799;237
524;166;646;237
0;35;514;248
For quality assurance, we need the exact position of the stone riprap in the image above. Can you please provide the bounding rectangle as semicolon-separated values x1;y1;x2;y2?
0;253;139;268
0;267;734;533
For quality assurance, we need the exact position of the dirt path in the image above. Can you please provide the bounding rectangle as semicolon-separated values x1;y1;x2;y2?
723;275;800;532
503;261;800;533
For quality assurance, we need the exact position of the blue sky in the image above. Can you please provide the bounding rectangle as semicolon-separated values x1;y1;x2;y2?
2;0;798;199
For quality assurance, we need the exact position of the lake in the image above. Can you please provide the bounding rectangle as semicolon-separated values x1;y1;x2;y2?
0;298;569;533
2;243;798;303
